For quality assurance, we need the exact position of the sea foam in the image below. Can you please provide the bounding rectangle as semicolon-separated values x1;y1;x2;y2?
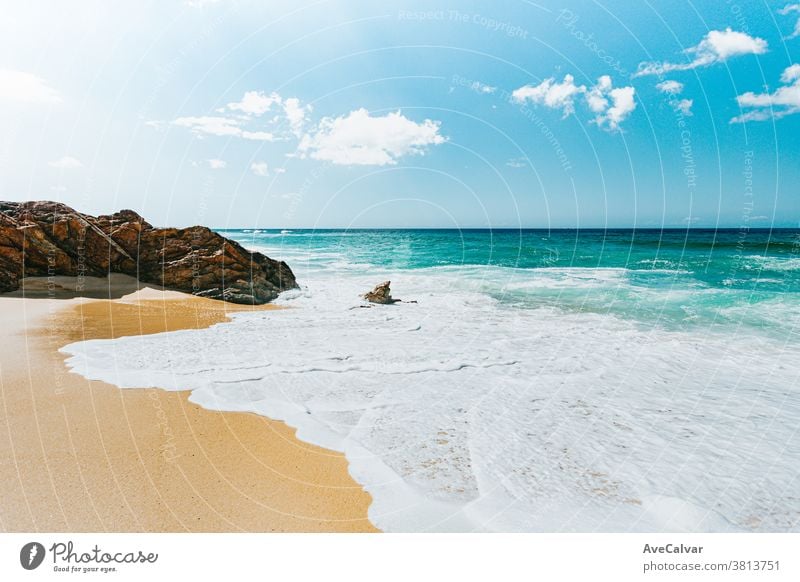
60;265;800;532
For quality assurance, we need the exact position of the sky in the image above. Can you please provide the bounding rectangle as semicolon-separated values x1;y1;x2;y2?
0;0;799;228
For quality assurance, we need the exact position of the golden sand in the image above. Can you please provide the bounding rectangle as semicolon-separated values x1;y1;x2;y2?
0;280;377;532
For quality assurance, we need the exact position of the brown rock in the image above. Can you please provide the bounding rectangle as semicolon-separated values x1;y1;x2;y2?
363;280;398;304
0;201;297;304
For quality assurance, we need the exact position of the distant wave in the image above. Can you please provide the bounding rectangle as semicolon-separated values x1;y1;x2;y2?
742;255;800;272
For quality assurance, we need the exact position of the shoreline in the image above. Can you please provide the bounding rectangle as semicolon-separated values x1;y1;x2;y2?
0;278;377;532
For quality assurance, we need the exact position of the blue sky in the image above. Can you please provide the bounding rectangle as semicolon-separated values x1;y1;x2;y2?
1;0;798;228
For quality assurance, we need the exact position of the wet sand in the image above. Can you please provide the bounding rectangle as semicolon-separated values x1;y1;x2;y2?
0;277;377;532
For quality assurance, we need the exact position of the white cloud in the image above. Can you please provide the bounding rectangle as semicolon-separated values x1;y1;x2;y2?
512;74;635;130
224;91;310;135
173;116;241;137
672;98;694;117
730;110;778;123
692;29;767;60
656;80;692;116
283;97;311;135
48;156;83;169
298;108;446;166
779;4;800;39
226;91;281;116
173;92;309;142
583;76;637;131
207;158;226;169
144;120;166;131
781;63;800;83
731;64;800;123
274;167;287;174
0;70;61;104
595;85;637;131
172;116;276;141
656;80;684;94
241;130;276;141
635;29;767;77
585;75;612;113
251;161;269;176
512;74;585;117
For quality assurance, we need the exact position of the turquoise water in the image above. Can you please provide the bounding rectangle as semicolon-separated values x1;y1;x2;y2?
67;227;800;531
224;228;800;335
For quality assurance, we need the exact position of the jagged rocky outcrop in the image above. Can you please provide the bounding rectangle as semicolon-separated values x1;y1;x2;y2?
0;201;297;304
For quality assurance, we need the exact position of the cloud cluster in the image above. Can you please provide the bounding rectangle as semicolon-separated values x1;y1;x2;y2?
672;99;694;116
169;87;448;166
251;161;269;176
587;75;637;130
731;64;800;122
224;90;311;135
656;80;684;95
635;28;767;77
226;90;281;116
170;90;311;142
656;80;693;116
207;158;226;169
0;70;61;104
512;74;584;117
512;74;636;130
298;108;446;166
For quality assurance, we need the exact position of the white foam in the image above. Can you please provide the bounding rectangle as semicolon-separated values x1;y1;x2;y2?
744;255;800;272
60;269;800;532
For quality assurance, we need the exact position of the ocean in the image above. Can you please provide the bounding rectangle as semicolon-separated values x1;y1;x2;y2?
62;229;800;532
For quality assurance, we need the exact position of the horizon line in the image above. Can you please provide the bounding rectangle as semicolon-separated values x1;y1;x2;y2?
214;226;800;231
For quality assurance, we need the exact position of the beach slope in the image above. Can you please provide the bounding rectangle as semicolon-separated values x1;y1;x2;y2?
0;280;376;532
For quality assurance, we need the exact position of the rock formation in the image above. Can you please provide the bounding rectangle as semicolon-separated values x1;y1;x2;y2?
0;201;297;304
363;281;398;304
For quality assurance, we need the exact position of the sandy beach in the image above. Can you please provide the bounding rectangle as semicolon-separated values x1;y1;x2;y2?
0;276;377;532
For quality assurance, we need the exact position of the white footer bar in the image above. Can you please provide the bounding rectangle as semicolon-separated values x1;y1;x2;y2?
1;533;797;581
